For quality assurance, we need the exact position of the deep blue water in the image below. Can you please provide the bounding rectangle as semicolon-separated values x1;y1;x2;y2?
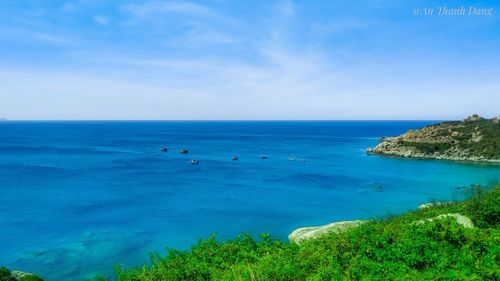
0;121;498;280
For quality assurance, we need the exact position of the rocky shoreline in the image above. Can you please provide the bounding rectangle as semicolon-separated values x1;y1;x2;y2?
367;115;500;163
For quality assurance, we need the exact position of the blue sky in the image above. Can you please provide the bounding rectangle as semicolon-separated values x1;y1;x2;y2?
0;0;499;120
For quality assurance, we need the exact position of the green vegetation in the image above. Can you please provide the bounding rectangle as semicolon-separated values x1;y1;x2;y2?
454;118;500;159
398;140;451;154
400;117;500;159
0;267;44;281
0;268;10;281
108;184;499;281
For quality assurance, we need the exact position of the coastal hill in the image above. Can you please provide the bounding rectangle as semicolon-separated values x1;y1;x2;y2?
367;114;500;163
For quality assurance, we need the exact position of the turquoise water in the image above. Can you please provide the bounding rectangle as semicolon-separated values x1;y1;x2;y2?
0;121;498;280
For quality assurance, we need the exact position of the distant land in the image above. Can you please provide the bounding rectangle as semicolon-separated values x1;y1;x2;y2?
0;118;7;121
368;114;500;163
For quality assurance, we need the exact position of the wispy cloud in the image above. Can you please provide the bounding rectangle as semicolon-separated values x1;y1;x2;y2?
124;1;222;20
275;0;295;18
121;1;240;46
309;18;376;35
0;0;499;119
165;27;238;46
61;0;102;12
32;32;71;44
93;15;110;25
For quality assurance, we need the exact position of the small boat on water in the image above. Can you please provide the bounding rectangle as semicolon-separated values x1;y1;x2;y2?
180;149;189;154
191;159;199;164
374;182;383;191
232;156;238;160
160;147;168;152
260;155;268;159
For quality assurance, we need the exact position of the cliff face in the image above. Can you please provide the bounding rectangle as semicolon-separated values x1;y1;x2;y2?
368;115;500;163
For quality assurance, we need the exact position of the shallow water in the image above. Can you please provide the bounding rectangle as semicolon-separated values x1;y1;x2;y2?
0;121;498;280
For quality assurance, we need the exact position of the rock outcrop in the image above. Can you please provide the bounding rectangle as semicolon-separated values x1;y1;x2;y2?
367;115;500;163
412;213;474;228
289;220;366;244
0;269;45;281
417;201;453;210
11;271;44;281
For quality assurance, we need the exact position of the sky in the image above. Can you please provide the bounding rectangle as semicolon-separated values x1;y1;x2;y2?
0;0;499;120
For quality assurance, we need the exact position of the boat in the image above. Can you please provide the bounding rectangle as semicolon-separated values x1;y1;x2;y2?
260;155;268;159
180;149;189;154
160;147;168;152
232;156;238;160
191;159;199;164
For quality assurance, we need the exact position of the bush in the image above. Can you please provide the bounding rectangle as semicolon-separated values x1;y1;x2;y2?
0;267;10;281
464;185;500;228
398;140;451;154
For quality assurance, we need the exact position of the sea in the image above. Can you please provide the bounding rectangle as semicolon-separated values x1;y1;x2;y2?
0;121;498;280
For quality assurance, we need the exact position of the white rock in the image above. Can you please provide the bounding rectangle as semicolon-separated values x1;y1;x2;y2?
11;271;36;280
289;220;366;244
412;213;474;228
417;201;453;210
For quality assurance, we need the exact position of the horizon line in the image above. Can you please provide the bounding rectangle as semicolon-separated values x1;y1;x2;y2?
0;119;449;122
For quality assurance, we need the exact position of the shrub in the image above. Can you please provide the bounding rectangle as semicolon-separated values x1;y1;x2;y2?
0;267;10;281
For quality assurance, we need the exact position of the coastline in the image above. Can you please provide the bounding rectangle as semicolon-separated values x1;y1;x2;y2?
367;149;500;164
366;115;500;164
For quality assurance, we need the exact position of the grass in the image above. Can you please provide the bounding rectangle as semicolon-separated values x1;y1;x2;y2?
106;184;500;281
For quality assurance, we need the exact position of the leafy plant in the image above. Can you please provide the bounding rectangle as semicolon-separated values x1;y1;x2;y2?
0;267;10;281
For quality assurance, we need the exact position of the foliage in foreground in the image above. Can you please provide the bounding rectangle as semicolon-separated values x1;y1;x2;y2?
0;267;44;281
112;184;500;281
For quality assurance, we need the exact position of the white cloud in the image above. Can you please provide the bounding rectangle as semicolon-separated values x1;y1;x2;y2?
124;1;221;19
309;18;376;35
1;1;498;120
275;0;295;18
165;27;237;46
32;32;70;44
120;1;241;46
93;15;109;25
62;0;102;12
62;1;78;12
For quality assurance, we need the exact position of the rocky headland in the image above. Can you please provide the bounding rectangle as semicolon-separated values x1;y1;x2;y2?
367;114;500;163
